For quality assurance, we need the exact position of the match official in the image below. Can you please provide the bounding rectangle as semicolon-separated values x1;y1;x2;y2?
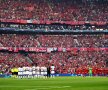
47;65;51;78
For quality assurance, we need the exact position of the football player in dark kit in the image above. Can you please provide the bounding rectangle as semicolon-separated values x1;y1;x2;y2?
47;65;51;78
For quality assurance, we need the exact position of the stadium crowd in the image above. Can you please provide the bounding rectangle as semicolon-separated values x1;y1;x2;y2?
0;51;107;75
0;0;108;76
0;0;108;31
28;51;108;75
0;0;108;21
0;34;107;75
0;34;107;47
0;53;30;74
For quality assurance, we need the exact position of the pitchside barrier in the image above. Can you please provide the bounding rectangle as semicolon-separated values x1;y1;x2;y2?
0;74;107;78
0;74;11;78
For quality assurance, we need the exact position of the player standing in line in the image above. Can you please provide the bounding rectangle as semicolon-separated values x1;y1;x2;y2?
51;64;55;78
32;65;36;78
23;66;26;78
29;66;32;78
11;68;14;77
47;65;51;78
24;66;29;78
44;66;47;78
18;66;22;78
35;66;38;78
27;66;30;78
19;66;24;78
40;66;44;78
89;67;93;77
36;66;40;78
14;67;18;78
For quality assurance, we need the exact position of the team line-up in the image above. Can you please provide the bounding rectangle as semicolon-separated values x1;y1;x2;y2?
11;65;55;78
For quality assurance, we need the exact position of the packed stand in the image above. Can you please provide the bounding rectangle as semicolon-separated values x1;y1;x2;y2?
28;51;108;74
0;52;31;74
0;51;107;74
0;0;108;21
0;34;108;74
0;34;107;47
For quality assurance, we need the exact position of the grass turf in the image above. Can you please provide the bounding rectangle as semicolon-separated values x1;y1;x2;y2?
0;77;108;90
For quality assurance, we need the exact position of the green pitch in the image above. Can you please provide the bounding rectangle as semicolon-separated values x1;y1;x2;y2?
0;77;108;90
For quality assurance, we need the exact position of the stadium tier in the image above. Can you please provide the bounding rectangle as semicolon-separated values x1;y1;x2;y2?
0;0;108;21
0;34;108;75
0;0;108;77
0;34;107;47
0;0;108;31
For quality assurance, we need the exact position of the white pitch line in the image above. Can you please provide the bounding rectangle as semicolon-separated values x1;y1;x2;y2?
0;85;71;88
25;86;71;90
0;85;71;90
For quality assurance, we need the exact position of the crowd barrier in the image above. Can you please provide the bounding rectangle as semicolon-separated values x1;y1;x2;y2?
0;74;108;78
0;47;107;53
0;19;107;25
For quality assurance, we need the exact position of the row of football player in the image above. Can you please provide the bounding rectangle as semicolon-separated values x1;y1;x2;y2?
11;66;55;78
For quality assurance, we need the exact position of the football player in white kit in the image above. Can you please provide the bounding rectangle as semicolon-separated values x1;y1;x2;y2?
18;66;23;78
51;64;55;77
40;66;45;78
43;66;47;78
23;66;26;78
25;66;29;78
36;66;40;78
32;66;36;78
29;66;33;78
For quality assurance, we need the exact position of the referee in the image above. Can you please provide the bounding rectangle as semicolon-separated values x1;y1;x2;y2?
47;65;51;78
